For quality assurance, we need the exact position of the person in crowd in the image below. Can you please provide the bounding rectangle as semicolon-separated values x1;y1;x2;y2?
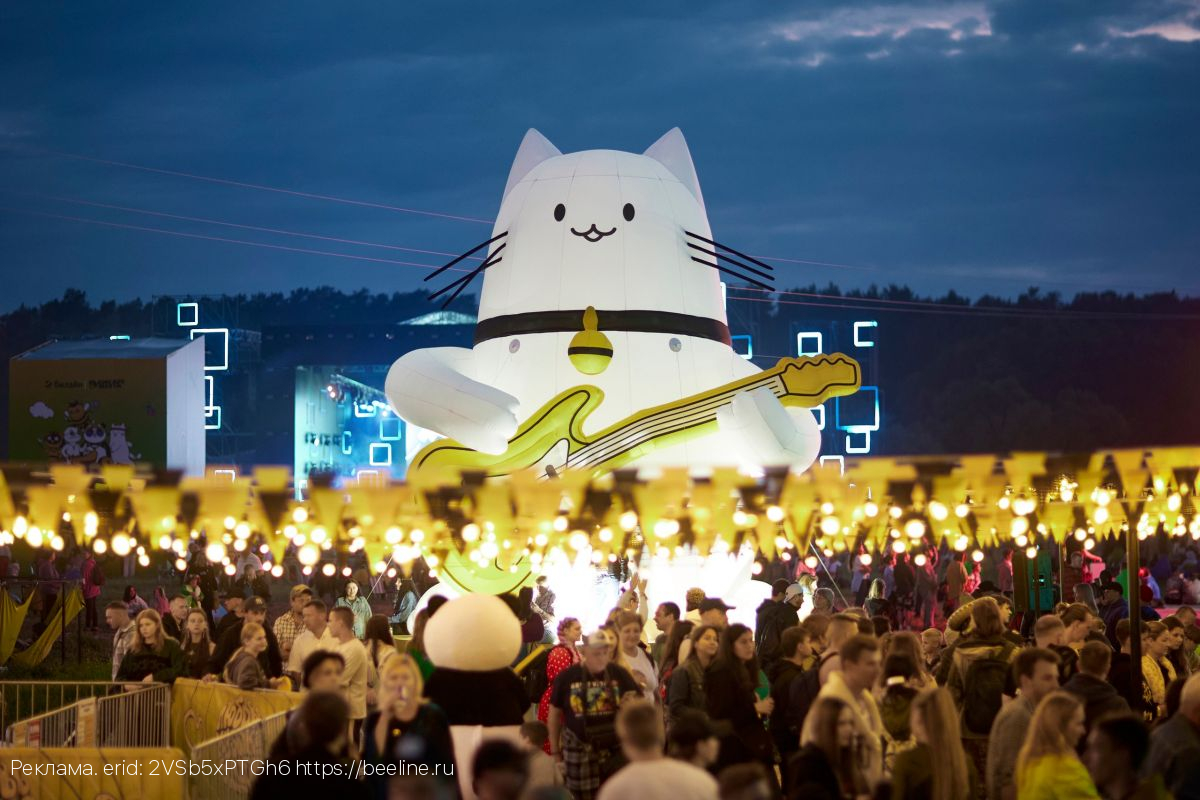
707;623;776;781
364;613;397;671
106;600;136;680
817;613;861;686
152;585;170;616
684;587;706;624
667;709;721;772
986;647;1061;800
878;654;921;770
537;616;582;748
945;552;968;615
210;596;283;678
883;631;934;688
652;601;681;664
334;580;372;639
891;686;974;800
162;594;188;641
769;626;813;783
516;585;548;656
1142;620;1177;721
1061;641;1130;739
756;579;801;672
1060;604;1094;649
237;566;271;602
81;550;103;631
534;573;557;620
669;623;720;725
1100;583;1131;648
1015;691;1099;799
1175;605;1197;629
1162;615;1193;679
1035;614;1079;683
286;599;336;682
180;608;215;679
614;610;657;701
866;578;892;621
719;763;774;800
1074;582;1100;616
214;593;244;638
921;628;944;674
915;550;940;630
699;597;733;629
403;605;435;665
802;614;831;661
520;720;564;792
221;622;289;690
812;587;836;616
472;739;531;800
787;697;869;800
802;634;884;788
116;608;183;684
361;654;454;800
1107;619;1136;704
329;605;372;744
250;691;368;800
122;584;148;615
547;630;641;799
597;699;719;800
1145;672;1200;799
300;649;344;693
1084;714;1169;800
36;550;60;624
657;619;695;702
273;584;312;663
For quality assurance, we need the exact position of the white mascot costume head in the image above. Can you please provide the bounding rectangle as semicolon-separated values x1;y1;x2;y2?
422;594;528;800
388;128;831;479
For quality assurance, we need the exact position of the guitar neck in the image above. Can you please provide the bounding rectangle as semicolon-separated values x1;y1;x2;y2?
564;367;789;473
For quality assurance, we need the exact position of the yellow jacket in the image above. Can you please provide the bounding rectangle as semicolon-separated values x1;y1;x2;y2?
1017;754;1101;800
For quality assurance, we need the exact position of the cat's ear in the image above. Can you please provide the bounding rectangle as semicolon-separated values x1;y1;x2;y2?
504;129;561;200
644;128;705;210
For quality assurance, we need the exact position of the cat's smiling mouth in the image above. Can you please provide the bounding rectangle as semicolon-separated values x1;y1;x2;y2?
570;224;617;243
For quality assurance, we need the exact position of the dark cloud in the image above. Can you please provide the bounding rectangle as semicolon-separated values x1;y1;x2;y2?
0;1;1197;310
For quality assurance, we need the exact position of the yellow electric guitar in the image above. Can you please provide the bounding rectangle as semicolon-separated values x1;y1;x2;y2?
407;353;861;487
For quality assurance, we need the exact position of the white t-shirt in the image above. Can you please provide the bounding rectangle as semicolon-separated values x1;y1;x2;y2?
337;637;373;720
597;759;718;800
286;626;336;675
625;647;658;702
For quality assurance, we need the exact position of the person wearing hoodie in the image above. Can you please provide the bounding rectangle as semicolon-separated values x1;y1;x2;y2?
1062;641;1130;745
755;579;801;673
768;626;813;787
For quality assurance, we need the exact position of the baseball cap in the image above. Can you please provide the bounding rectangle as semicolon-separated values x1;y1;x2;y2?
243;597;267;614
581;631;614;650
290;584;313;599
784;583;805;602
699;597;734;614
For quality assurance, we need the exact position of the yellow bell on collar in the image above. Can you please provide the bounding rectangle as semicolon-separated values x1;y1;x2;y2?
568;306;613;375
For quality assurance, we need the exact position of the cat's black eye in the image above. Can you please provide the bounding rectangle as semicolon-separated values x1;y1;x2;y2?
623;203;635;221
553;203;566;222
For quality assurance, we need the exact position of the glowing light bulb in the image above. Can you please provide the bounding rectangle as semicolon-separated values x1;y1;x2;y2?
904;519;926;539
205;542;226;563
1093;507;1110;525
298;544;319;566
954;536;969;552
891;540;907;554
804;556;818;569
175;558;188;572
341;566;352;578
766;506;785;523
462;523;480;542
224;564;237;576
1074;528;1087;542
93;538;107;555
619;511;638;531
292;507;309;523
972;549;985;563
271;565;284;578
864;501;879;519
955;503;970;519
553;516;569;533
1025;546;1038;559
819;517;840;536
13;516;28;537
598;527;613;543
820;502;835;516
929;502;948;522
234;522;251;539
914;554;927;567
654;519;680;538
859;553;873;566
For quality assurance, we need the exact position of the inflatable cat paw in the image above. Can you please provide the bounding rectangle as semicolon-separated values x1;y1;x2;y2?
388;128;859;482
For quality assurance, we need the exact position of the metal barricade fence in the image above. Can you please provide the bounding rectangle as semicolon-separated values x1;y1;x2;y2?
189;709;290;800
0;681;120;734
0;682;170;747
95;683;171;747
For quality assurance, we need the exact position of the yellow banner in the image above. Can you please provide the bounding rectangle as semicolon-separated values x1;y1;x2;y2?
0;748;186;800
170;677;302;757
0;590;33;665
8;588;84;668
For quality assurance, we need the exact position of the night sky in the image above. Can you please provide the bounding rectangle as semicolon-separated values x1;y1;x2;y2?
1;2;1198;313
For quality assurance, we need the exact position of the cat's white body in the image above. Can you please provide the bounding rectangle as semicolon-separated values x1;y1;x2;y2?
386;129;821;472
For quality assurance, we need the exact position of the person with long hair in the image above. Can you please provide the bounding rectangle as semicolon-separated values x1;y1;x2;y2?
1142;620;1177;721
657;619;695;699
123;584;149;615
892;687;973;800
363;614;396;671
1161;615;1192;679
786;697;869;800
706;623;776;780
881;631;934;689
1016;692;1100;799
361;654;454;800
180;608;215;679
537;616;581;750
222;622;289;691
407;608;435;681
668;624;719;726
334;581;372;639
116;609;183;683
153;585;170;616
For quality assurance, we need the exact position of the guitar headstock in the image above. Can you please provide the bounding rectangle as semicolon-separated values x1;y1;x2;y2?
775;353;862;407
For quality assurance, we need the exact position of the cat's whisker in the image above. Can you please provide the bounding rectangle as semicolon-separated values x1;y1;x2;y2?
686;242;773;282
430;251;505;307
423;231;508;283
689;256;774;291
684;231;775;273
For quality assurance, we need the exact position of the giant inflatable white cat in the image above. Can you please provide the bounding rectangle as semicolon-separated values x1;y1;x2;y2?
386;129;830;474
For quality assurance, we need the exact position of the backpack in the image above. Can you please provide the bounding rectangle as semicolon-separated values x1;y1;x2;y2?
519;644;552;704
755;606;788;666
92;562;106;587
957;642;1015;735
788;652;834;733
